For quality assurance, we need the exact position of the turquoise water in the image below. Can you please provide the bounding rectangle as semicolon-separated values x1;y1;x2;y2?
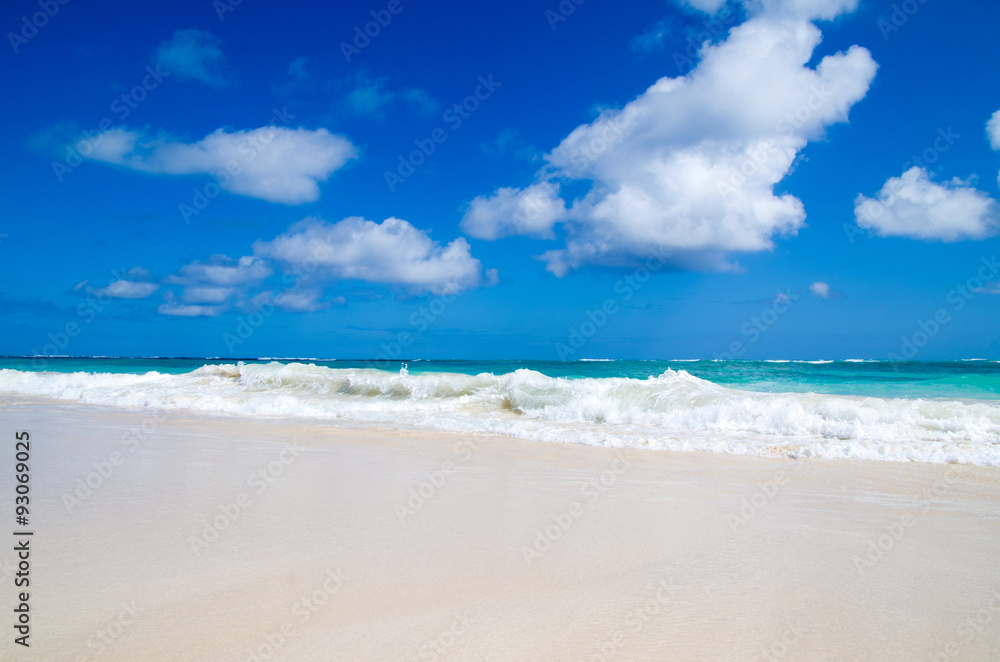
3;357;999;464
1;357;999;400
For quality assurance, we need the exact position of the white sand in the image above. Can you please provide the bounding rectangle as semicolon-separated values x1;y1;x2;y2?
1;399;999;661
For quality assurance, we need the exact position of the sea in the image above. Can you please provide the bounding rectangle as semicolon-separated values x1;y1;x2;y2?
1;357;999;466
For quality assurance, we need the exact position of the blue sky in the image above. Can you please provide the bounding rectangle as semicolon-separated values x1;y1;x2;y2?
2;0;999;360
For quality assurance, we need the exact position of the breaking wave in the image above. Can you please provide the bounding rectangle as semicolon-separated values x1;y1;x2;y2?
2;362;999;465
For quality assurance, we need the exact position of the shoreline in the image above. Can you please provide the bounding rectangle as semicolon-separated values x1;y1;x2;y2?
1;398;999;660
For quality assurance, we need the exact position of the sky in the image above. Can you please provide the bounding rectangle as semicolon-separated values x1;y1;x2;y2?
1;0;999;361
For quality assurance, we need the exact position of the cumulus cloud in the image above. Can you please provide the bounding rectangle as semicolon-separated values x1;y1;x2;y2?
154;218;492;316
989;109;1000;186
854;167;999;242
462;183;566;240
80;125;356;204
988;110;1000;151
154;29;233;88
462;3;876;275
254;217;490;295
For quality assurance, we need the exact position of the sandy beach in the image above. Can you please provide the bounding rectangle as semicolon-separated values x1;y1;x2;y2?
1;398;999;661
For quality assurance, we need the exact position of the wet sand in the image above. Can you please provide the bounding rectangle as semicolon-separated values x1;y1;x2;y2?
1;399;998;661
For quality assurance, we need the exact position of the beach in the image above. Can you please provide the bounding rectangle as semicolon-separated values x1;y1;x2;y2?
2;398;998;661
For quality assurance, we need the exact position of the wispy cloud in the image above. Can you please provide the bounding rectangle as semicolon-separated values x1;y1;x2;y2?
629;18;672;53
97;280;158;299
154;29;234;89
479;128;536;160
342;72;439;119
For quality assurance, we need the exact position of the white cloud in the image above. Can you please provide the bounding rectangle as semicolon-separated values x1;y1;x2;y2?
158;302;224;317
97;280;158;299
679;0;728;13
854;167;999;242
157;292;224;317
272;288;330;312
255;217;489;295
461;182;566;240
464;9;877;275
809;281;830;298
746;0;859;21
678;0;858;19
154;29;233;88
989;109;1000;187
181;286;234;304
988;110;1000;151
158;256;271;315
82;126;357;204
166;255;272;287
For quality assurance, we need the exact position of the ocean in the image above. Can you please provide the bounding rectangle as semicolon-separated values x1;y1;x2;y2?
2;357;999;466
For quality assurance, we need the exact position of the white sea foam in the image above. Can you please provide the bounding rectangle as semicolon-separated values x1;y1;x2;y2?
2;364;999;466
